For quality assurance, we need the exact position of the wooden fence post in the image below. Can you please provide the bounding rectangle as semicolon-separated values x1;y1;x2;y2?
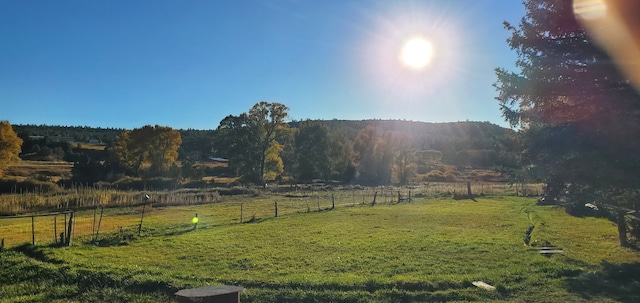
332;193;335;209
138;203;146;236
63;213;67;243
31;216;35;245
95;207;104;240
92;206;97;239
66;212;74;246
618;210;628;247
54;216;57;244
274;201;278;217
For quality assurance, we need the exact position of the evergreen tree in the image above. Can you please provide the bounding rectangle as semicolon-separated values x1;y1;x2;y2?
295;121;331;182
495;0;640;246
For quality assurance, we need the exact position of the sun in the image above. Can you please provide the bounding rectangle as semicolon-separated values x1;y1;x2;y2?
400;38;433;69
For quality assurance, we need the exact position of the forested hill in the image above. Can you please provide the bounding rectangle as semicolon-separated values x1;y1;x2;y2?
295;119;513;163
312;119;511;143
12;124;125;143
11;125;216;146
13;120;512;166
14;120;511;144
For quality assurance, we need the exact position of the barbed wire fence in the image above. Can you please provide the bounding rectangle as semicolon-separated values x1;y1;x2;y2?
0;182;542;249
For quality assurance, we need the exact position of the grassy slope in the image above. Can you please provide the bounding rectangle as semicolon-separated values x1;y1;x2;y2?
1;197;639;302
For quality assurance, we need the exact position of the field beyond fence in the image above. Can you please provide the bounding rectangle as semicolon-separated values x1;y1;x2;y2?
0;182;543;248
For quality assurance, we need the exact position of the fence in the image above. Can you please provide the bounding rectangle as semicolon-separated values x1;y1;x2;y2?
0;210;75;248
0;182;542;248
0;186;223;215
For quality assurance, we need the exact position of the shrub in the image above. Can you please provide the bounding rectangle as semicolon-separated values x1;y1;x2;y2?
416;165;430;174
423;170;446;182
443;172;457;182
217;186;260;196
181;179;213;188
112;177;180;191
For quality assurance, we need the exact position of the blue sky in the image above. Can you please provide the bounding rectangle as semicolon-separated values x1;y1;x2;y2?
0;0;525;130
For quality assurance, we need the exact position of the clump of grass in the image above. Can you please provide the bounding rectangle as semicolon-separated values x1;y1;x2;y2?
524;225;534;245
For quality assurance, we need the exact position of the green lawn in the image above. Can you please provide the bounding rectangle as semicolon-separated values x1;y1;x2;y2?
1;196;639;302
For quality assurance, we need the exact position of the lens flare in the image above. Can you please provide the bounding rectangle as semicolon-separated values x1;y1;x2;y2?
573;0;607;20
401;38;433;69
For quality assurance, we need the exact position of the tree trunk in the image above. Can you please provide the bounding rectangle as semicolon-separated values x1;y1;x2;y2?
617;210;627;247
259;145;267;186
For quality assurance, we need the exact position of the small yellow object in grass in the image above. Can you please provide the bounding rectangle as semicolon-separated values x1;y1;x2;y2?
192;216;199;224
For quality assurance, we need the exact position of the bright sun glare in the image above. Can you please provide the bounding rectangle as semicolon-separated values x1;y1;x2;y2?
400;38;433;69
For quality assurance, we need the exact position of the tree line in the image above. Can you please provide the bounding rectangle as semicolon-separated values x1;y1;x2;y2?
0;111;511;186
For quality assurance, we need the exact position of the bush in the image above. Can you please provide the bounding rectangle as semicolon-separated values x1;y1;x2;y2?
217;186;260;196
422;170;458;182
416;165;430;175
423;170;446;182
112;177;180;191
443;172;458;182
181;179;213;188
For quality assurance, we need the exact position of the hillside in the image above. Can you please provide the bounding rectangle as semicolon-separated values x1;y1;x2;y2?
12;120;513;168
300;120;514;164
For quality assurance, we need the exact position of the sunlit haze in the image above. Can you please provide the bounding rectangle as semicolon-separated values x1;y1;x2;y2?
0;0;525;129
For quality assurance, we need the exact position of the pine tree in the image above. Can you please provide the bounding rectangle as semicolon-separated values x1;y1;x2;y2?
495;0;640;246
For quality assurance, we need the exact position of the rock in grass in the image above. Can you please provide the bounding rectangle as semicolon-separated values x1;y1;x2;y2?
472;281;496;291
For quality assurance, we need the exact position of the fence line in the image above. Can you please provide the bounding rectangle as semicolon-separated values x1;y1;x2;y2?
0;182;542;248
0;210;74;247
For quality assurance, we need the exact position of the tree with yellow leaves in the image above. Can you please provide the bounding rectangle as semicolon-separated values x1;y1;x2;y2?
112;125;181;177
0;121;23;178
215;102;289;184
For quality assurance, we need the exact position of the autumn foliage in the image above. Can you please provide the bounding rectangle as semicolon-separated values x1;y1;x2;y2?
112;125;182;177
0;121;23;178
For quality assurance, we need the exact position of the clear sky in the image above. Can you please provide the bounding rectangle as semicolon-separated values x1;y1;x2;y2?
0;0;525;130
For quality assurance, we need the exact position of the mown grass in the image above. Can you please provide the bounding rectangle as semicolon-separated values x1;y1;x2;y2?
1;196;639;302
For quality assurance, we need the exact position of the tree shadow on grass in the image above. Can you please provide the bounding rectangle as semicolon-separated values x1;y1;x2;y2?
12;243;64;264
566;261;640;303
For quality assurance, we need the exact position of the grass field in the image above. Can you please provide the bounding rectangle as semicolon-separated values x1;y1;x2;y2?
1;196;639;302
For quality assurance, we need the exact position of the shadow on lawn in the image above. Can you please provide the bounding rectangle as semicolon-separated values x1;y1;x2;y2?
5;245;179;301
12;243;64;264
566;261;640;303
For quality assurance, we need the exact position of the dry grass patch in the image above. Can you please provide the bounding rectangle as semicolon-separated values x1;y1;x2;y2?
5;161;73;181
75;143;106;150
